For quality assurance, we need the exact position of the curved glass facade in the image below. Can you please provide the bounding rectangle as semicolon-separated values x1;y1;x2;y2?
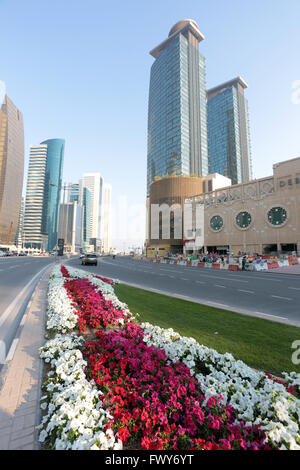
40;138;65;251
147;21;208;196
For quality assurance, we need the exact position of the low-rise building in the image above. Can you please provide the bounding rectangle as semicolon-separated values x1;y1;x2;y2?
146;157;300;257
185;157;300;256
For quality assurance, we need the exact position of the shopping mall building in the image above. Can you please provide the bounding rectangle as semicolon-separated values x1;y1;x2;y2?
145;157;300;257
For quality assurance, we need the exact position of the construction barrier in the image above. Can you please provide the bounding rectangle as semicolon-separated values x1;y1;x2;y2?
229;265;239;271
148;257;300;272
267;261;279;270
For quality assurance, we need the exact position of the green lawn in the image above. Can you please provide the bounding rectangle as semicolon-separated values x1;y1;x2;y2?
114;283;300;376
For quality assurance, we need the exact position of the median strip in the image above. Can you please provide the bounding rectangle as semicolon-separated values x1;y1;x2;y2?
39;265;300;451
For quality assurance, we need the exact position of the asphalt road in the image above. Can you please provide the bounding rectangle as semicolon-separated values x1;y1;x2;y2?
0;256;55;365
66;256;300;327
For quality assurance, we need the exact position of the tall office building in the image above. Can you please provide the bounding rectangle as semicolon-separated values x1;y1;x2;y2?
0;95;24;247
23;145;48;250
58;201;82;253
68;183;80;203
101;183;112;254
80;186;92;248
207;77;253;185
147;19;209;196
40;138;65;252
15;196;25;249
81;173;103;241
23;139;65;251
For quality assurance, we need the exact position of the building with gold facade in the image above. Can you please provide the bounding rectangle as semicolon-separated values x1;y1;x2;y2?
0;95;24;247
146;173;231;257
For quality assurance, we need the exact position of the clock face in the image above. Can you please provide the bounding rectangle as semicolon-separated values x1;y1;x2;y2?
210;215;223;232
268;207;287;226
236;211;252;229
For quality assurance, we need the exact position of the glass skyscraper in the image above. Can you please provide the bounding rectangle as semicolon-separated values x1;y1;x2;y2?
68;183;80;203
40;138;65;252
207;77;253;185
23;145;48;250
147;19;209;196
24;139;65;252
0;95;24;247
81;186;91;246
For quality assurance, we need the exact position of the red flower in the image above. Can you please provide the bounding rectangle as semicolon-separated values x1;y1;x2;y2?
118;427;130;443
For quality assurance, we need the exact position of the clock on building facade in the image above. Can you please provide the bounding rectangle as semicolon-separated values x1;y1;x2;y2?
236;211;252;229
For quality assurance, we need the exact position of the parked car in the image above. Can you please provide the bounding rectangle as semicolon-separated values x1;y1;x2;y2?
0;250;5;257
81;253;98;266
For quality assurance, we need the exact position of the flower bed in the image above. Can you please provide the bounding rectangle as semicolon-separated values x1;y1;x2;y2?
141;324;300;450
38;264;300;451
83;323;269;450
63;277;129;331
38;333;122;450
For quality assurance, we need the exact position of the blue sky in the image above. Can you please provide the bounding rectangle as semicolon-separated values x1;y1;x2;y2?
1;0;299;247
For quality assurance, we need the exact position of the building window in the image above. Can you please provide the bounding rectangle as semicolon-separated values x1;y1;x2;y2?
267;207;288;227
236;211;252;230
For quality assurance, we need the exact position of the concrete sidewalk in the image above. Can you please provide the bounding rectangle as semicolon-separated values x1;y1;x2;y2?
0;266;52;450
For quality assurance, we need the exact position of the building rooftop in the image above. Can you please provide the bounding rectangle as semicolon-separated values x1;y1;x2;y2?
207;77;248;99
150;19;205;59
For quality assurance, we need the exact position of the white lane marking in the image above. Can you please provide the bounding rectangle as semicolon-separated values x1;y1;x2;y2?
196;281;205;284
238;289;255;294
5;338;19;362
271;295;292;301
195;274;249;284
288;287;300;291
0;264;51;329
215;285;226;289
181;278;189;281
246;275;282;282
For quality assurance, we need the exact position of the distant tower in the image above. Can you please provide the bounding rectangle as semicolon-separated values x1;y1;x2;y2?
23;139;65;251
101;183;112;254
81;173;103;242
15;196;25;249
207;77;253;184
147;19;209;196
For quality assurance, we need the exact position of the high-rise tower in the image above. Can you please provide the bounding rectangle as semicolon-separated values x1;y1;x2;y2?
40;138;65;252
23;145;48;250
23;139;64;252
147;19;209;196
207;77;253;185
0;95;24;246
